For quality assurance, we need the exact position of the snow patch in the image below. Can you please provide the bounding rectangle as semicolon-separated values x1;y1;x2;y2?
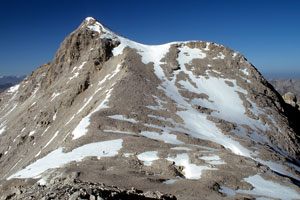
203;42;210;51
108;115;138;123
219;186;236;196
212;52;225;59
0;126;6;135
38;177;47;185
141;130;184;145
167;153;215;179
77;61;87;71
53;113;57;121
178;45;206;64
257;159;300;182
137;151;159;166
237;174;300;199
8;139;123;179
123;153;134;158
8;84;19;93
241;68;249;76
88;24;101;33
103;130;133;134
29;131;36;136
163;179;177;184
171;147;192;151
50;92;60;102
200;154;226;165
72;88;114;140
44;131;59;150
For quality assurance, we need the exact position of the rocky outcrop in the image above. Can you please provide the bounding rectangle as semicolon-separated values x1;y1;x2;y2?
0;179;176;200
283;92;300;109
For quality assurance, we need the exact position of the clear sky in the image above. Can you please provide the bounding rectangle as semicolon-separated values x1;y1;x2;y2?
0;0;299;78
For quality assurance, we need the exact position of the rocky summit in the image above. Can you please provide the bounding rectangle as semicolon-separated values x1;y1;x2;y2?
0;17;300;199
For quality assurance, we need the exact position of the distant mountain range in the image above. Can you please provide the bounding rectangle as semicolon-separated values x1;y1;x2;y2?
0;76;26;93
269;79;300;97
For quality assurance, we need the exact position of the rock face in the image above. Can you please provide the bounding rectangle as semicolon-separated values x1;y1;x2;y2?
283;92;300;109
1;17;300;199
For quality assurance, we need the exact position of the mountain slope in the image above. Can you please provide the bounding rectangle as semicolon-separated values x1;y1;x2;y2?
0;17;300;199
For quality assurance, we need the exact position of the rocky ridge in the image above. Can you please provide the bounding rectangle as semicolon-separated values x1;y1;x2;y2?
0;17;300;199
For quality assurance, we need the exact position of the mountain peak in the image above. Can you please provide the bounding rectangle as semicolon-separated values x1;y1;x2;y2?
1;17;300;199
84;16;96;22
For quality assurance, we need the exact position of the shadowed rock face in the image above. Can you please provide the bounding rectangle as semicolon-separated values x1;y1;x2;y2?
0;17;300;199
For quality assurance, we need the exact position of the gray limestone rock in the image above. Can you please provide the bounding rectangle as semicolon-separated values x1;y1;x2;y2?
0;17;300;200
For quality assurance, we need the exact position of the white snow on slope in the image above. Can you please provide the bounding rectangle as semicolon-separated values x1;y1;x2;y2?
200;155;226;165
163;179;177;184
110;36;299;183
29;131;36;136
103;130;133;134
219;186;236;196
53;113;57;121
77;61;87;70
212;52;225;59
167;153;216;179
137;151;159;166
257;159;300;182
44;131;59;150
0;104;18;121
50;92;60;102
177;48;268;133
0;126;6;135
104;35;255;157
141;130;184;145
72;64;121;140
92;22;268;155
237;174;300;199
72;88;113;140
8;84;19;93
146;95;167;110
70;61;87;81
8;139;123;179
241;68;249;76
171;147;191;151
179;45;206;60
108;115;138;123
147;114;174;123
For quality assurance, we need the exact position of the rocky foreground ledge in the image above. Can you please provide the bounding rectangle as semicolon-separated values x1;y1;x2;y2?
0;179;176;200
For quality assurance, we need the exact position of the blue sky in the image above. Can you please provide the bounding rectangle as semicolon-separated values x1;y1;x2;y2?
0;0;299;78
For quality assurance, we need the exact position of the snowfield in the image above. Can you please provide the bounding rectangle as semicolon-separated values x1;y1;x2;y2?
8;139;123;179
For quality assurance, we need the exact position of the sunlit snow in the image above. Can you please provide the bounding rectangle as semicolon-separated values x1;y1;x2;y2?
8;139;123;179
137;151;159;166
238;174;300;199
167;153;216;179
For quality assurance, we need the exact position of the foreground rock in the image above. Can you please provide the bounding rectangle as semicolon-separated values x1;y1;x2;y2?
0;179;176;200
